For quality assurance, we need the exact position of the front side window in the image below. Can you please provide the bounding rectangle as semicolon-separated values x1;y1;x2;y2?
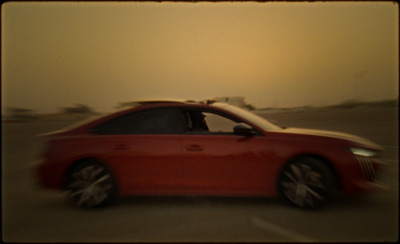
182;109;246;135
92;108;182;135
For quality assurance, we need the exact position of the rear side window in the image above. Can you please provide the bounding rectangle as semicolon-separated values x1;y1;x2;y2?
92;108;182;135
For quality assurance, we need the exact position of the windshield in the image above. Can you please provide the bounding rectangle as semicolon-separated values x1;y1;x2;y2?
212;102;282;132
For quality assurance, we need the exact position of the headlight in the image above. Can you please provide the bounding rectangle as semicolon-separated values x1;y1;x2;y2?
349;148;377;157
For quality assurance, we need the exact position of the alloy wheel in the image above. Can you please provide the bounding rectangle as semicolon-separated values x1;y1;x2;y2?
67;162;116;208
279;158;333;208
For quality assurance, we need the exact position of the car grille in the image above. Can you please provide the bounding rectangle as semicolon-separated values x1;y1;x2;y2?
356;156;378;182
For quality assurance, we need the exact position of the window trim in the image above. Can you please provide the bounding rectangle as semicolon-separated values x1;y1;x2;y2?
91;107;184;135
177;107;263;136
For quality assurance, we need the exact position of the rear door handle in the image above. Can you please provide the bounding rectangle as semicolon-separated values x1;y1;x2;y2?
186;144;204;152
114;144;130;150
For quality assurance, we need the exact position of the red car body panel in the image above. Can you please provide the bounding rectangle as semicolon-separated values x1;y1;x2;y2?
36;101;386;200
181;135;278;196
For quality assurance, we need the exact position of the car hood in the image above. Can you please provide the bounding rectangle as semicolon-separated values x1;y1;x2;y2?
281;127;383;150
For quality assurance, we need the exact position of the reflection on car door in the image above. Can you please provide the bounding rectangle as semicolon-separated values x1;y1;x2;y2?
181;110;274;195
182;135;273;195
108;134;184;194
92;107;185;194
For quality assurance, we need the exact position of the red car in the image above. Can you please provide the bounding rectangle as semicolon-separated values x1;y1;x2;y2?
35;100;385;208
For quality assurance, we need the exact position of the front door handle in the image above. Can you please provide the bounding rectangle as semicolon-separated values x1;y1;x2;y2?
186;144;204;152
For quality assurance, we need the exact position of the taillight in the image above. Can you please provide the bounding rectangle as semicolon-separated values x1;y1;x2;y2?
35;136;50;158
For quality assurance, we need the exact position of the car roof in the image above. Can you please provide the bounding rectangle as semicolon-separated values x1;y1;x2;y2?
120;99;216;107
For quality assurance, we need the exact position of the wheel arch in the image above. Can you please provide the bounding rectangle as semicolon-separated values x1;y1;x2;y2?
62;157;119;192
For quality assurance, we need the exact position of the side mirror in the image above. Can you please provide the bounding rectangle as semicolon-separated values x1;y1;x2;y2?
234;123;257;136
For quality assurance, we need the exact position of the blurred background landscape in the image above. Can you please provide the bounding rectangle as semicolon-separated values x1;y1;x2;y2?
2;2;398;242
2;96;398;123
2;2;398;116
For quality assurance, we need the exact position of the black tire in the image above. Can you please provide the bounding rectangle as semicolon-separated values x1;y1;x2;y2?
278;157;335;209
66;160;117;208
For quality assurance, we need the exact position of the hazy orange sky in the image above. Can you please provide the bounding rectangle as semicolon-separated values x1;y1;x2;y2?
2;1;398;113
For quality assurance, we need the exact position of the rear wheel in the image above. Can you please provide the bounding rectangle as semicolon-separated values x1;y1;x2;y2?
66;160;117;208
278;157;335;208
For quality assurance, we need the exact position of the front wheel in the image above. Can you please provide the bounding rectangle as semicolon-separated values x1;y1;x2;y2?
278;157;335;208
66;160;117;208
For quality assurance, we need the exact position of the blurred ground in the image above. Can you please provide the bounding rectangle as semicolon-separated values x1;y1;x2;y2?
2;107;398;242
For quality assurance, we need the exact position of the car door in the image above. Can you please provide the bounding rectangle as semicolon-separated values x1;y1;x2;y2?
92;107;185;195
180;109;274;195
